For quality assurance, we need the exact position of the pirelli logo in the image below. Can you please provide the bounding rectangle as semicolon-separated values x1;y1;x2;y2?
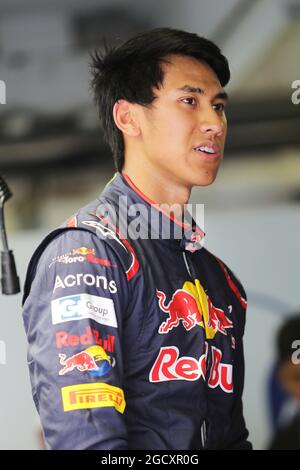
61;382;126;413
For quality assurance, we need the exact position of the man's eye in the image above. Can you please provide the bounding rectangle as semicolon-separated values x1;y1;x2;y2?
182;97;196;106
213;103;226;112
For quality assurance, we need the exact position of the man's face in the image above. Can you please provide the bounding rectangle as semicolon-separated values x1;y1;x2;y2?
133;54;228;188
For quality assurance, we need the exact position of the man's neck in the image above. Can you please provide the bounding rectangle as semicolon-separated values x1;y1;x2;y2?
122;160;191;219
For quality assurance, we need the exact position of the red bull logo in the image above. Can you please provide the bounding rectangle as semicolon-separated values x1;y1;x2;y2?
72;247;95;256
157;279;233;339
55;326;115;352
58;345;115;377
149;345;233;393
206;297;233;335
157;289;202;333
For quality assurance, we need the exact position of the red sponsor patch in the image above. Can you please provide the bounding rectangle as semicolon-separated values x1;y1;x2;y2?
55;326;115;353
149;345;233;393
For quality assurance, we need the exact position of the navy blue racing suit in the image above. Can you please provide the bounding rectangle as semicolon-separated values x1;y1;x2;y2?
22;171;251;450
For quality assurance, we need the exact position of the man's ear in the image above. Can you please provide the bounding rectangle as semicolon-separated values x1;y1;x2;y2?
113;99;140;137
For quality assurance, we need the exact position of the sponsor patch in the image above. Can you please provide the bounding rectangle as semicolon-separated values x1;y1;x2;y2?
58;345;115;377
49;246;114;268
61;382;125;413
53;273;117;294
157;279;233;339
51;293;118;327
149;345;233;393
55;326;115;352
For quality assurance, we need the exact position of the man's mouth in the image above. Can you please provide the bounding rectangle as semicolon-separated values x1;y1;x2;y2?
193;141;221;159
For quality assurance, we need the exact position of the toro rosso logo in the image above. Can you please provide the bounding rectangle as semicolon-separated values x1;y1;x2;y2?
157;279;233;339
150;345;233;393
49;246;114;268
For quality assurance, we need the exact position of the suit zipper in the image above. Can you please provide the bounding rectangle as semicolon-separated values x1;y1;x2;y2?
182;251;209;449
201;420;207;448
182;251;192;277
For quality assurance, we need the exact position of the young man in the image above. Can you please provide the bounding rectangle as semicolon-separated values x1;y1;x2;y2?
22;27;251;450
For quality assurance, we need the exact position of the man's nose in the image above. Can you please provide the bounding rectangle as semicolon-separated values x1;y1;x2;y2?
198;108;225;136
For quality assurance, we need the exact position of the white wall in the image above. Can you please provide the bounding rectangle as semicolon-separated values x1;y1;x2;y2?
0;230;47;449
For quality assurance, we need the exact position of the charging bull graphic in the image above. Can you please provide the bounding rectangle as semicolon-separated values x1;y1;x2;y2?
59;351;97;375
58;345;114;377
157;279;233;339
157;289;202;333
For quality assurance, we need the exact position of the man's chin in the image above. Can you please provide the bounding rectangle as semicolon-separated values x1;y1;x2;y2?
191;170;219;187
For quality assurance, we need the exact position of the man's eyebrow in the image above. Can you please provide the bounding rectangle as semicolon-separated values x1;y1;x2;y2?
176;85;228;101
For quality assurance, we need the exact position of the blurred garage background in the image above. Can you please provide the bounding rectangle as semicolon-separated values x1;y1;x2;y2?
0;0;300;449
